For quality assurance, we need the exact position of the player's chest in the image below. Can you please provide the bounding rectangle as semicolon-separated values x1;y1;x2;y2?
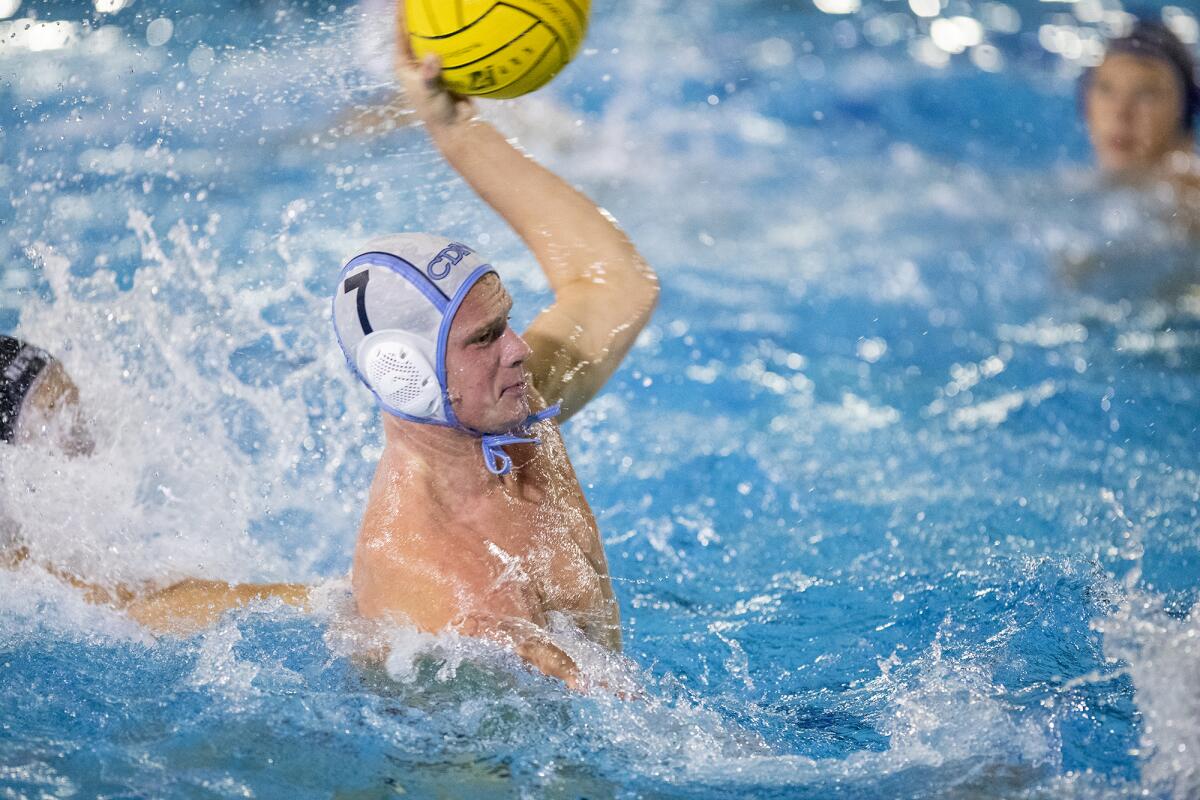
476;493;608;611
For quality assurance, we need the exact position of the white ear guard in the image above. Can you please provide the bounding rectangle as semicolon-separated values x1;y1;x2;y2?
356;330;443;419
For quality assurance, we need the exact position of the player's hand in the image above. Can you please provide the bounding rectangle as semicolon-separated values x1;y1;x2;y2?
395;2;474;134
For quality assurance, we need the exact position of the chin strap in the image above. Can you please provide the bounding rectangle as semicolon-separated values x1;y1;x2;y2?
480;403;562;476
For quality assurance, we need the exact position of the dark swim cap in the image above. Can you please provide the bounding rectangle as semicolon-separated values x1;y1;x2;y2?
0;335;53;443
1083;19;1200;133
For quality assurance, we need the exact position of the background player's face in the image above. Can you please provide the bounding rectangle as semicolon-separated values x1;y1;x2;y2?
1086;52;1189;175
444;274;533;433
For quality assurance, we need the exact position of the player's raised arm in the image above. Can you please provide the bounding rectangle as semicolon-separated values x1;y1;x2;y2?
395;12;659;422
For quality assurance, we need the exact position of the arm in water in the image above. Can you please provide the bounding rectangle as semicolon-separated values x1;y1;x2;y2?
2;545;308;635
394;8;659;421
124;579;309;633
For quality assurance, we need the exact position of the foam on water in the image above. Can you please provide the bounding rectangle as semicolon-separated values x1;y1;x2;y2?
1;211;365;586
1099;596;1200;800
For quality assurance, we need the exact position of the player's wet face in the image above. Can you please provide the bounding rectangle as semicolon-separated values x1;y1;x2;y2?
445;275;533;433
1086;53;1189;174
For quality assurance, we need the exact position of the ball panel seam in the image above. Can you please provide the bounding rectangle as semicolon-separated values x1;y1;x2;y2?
408;3;537;42
435;22;542;70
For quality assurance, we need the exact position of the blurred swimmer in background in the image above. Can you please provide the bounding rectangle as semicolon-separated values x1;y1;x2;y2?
1083;19;1198;182
1064;18;1200;299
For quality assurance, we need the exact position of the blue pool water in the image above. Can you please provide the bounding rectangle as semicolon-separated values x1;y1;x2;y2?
2;0;1199;797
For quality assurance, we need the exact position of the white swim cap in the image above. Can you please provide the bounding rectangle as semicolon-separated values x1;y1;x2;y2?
333;233;495;428
332;233;560;475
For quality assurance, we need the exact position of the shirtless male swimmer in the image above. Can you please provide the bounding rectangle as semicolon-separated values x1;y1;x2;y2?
3;21;659;691
332;24;659;688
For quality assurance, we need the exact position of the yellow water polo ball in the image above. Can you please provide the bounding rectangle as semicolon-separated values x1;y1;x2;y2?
405;0;590;99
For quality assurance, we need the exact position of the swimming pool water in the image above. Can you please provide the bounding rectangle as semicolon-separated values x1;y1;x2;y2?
2;0;1199;797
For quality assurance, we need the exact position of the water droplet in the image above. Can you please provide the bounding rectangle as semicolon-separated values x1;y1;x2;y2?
146;17;173;47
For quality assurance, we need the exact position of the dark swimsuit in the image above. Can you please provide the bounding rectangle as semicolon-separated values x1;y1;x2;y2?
0;335;53;443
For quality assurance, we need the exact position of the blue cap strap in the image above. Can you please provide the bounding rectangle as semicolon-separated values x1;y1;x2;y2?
480;403;562;476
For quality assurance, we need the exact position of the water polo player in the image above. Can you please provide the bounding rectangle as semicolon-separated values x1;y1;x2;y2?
331;21;658;689
1082;19;1198;179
